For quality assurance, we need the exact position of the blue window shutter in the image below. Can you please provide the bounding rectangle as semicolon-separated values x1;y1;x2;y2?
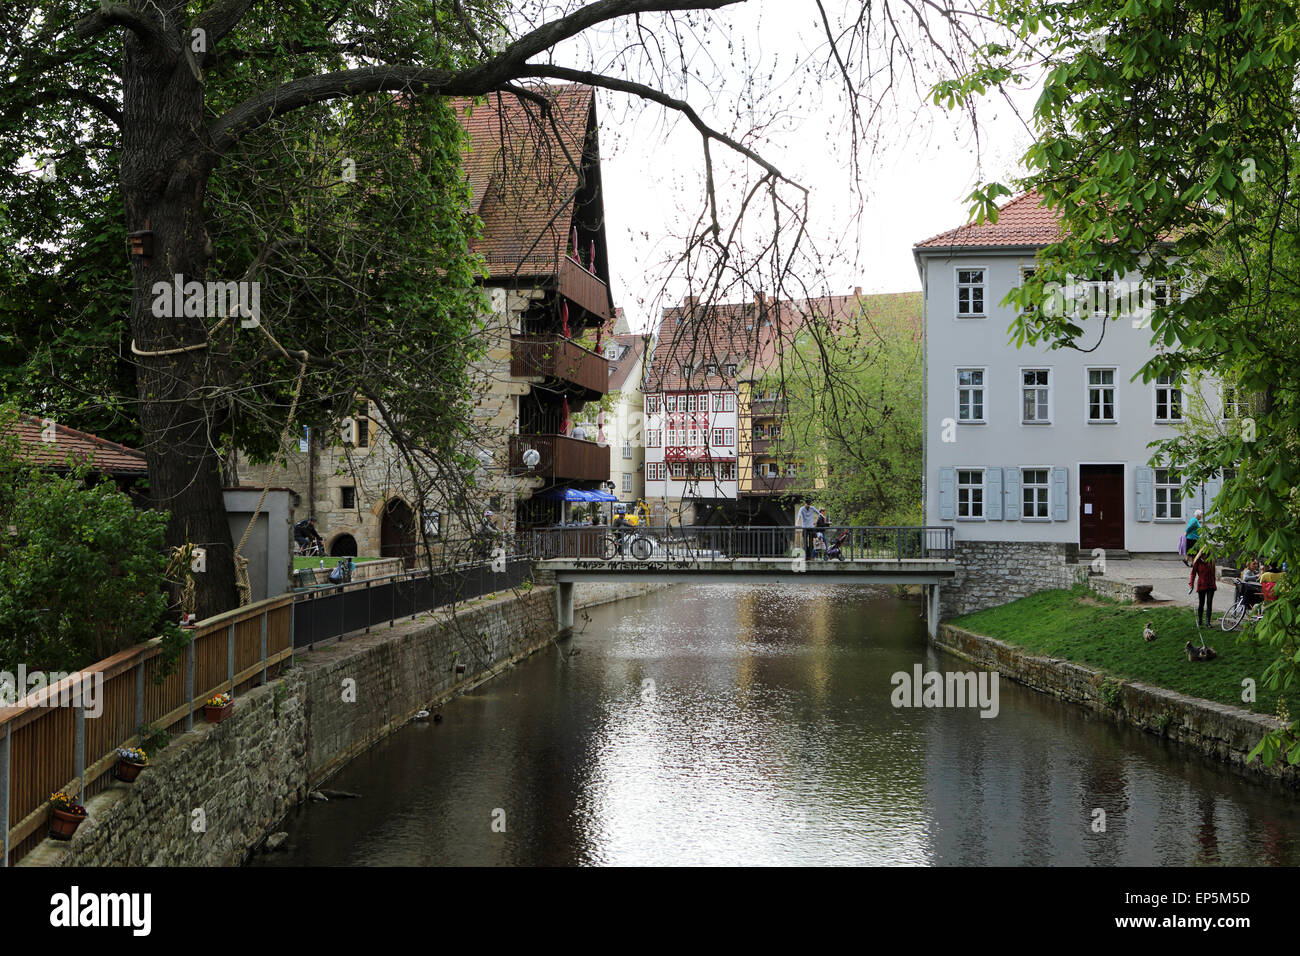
1003;467;1021;519
1135;466;1153;521
1051;466;1068;521
1204;472;1223;517
985;467;1003;520
938;467;956;520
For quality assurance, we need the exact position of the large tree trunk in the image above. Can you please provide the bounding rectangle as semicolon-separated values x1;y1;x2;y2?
122;20;239;618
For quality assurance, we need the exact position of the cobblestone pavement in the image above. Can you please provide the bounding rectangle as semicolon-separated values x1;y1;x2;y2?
1102;557;1214;608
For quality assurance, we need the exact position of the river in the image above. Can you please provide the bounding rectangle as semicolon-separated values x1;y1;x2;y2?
250;584;1300;865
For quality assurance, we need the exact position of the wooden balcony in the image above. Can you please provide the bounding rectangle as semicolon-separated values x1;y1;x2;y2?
748;398;788;416
510;433;610;482
511;335;609;396
740;474;801;495
558;256;613;322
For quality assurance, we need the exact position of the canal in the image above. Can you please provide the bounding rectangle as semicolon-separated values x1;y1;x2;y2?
251;584;1300;866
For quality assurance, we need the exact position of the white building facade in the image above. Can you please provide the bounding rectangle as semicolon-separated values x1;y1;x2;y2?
915;193;1227;555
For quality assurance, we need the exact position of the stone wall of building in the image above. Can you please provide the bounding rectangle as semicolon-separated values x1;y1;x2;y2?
940;539;1086;618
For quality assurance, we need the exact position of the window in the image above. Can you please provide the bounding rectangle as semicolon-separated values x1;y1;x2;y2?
1222;386;1249;420
622;445;633;459
1019;267;1037;317
957;469;984;518
752;426;764;440
345;400;371;448
687;394;697;412
784;462;800;477
956;268;986;318
957;368;986;422
706;364;718;376
761;462;779;478
1021;369;1050;423
687;427;700;447
1155;467;1183;520
769;424;781;438
712;393;724;411
647;430;661;447
712;428;725;445
753;387;766;400
670;462;687;478
646;462;664;481
1021;469;1049;519
665;394;677;412
1087;368;1116;422
723;393;736;412
724;427;735;446
645;395;661;415
725;364;737;377
605;345;620;360
341;486;356;509
717;462;736;481
622;473;632;493
1155;373;1183;423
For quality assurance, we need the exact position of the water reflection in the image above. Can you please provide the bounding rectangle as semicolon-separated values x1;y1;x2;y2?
252;585;1300;866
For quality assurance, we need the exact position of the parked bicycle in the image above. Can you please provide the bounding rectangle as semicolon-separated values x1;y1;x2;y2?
1221;577;1266;631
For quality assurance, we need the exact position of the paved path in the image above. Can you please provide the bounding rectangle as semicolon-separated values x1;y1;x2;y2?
1101;557;1204;608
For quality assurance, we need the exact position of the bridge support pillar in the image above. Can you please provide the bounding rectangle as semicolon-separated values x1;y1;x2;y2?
557;581;574;633
926;583;940;639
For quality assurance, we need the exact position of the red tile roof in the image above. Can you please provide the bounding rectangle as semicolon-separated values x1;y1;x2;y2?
454;85;599;279
606;333;647;393
644;292;919;391
12;415;148;476
914;191;1063;250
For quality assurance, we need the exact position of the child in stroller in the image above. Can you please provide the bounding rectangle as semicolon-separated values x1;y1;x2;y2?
812;529;850;561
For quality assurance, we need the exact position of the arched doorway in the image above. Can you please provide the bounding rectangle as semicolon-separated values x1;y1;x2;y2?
380;499;416;567
329;533;358;557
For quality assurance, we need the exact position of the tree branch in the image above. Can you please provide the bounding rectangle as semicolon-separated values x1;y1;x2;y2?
29;86;123;128
73;3;170;57
193;0;257;47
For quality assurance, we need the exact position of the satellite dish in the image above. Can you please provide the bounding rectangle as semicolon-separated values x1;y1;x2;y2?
522;448;540;468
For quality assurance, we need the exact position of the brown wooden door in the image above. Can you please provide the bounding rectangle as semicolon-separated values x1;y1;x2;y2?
381;498;416;567
1079;465;1124;550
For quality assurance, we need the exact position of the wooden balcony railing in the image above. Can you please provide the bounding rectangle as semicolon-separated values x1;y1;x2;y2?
510;433;610;482
511;335;609;395
740;474;802;494
558;256;613;322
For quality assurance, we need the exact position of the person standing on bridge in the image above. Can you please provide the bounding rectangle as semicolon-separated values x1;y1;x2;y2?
797;500;819;559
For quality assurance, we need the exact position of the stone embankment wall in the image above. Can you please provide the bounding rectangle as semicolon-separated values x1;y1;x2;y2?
24;582;643;867
934;624;1296;788
940;540;1085;617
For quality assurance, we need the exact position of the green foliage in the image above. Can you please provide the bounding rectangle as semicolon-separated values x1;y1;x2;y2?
773;292;923;525
1099;679;1124;710
948;0;1300;764
136;722;171;755
0;406;178;671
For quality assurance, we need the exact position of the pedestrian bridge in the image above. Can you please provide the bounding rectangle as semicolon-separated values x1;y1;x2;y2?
527;525;956;637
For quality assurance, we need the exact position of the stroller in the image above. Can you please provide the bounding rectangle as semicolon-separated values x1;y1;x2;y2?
824;529;849;560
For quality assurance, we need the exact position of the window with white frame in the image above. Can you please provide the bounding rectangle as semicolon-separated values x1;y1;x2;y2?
761;462;779;478
784;462;800;477
689;427;702;446
665;394;677;412
712;428;725;445
622;445;633;459
646;462;663;481
712;393;724;411
957;469;984;518
717;462;736;481
1021;369;1050;423
1021;468;1050;519
706;364;718;376
724;427;735;446
1221;385;1249;420
622;473;632;493
725;364;737;377
687;394;697;412
1087;369;1116;422
670;462;687;478
1155;373;1183;423
645;395;660;415
956;268;985;317
957;369;986;422
723;393;736;411
769;423;781;438
1155;467;1183;519
647;430;661;447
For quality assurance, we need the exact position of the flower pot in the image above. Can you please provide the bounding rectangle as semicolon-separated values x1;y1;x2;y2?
49;807;85;840
204;702;233;723
113;758;146;783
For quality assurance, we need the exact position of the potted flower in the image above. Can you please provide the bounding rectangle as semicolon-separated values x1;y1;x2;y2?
48;791;87;840
112;746;148;783
203;692;233;723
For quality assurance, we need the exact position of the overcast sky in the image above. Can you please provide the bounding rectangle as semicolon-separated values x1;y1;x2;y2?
560;3;1042;334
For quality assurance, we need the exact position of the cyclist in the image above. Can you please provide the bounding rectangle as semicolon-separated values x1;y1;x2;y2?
294;516;324;554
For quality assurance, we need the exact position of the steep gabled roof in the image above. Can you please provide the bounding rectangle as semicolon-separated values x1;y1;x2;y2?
606;333;647;393
914;191;1063;250
455;85;602;279
12;415;148;476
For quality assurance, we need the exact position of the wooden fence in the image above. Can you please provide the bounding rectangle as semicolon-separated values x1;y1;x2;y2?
1;594;293;866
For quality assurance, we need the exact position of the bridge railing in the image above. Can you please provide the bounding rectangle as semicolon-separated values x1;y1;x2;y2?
526;525;954;562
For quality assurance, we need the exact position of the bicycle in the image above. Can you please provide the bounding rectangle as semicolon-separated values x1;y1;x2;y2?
1221;578;1265;632
294;539;324;558
600;528;653;561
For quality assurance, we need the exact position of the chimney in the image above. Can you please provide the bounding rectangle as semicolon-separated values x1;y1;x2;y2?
853;286;862;297
755;290;765;306
683;294;697;309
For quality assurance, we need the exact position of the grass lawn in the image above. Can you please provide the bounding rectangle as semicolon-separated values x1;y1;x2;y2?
950;586;1296;717
292;556;383;570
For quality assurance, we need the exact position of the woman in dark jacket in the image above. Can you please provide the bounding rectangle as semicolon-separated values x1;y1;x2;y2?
1190;549;1217;627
